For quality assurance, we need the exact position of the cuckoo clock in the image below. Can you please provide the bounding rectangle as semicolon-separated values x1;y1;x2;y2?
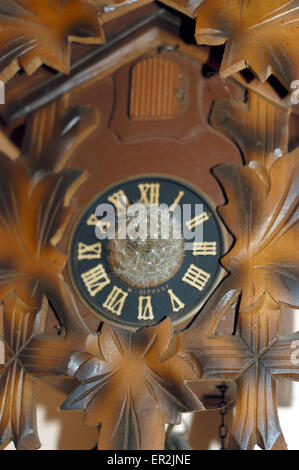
0;0;298;451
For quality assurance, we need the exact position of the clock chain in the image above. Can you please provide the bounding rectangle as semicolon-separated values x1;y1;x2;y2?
217;384;229;450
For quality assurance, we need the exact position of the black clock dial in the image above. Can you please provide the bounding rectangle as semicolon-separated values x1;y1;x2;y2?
69;175;225;329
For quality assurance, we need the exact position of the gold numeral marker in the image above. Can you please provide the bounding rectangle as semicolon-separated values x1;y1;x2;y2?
182;264;210;291
186;212;209;230
103;286;128;316
169;191;184;212
81;264;110;297
192;241;217;256
77;242;102;260
138;183;160;205
86;214;110;233
86;214;98;226
167;289;185;313
108;190;129;215
138;296;154;320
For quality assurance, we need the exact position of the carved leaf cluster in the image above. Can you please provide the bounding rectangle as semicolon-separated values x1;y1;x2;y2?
0;2;297;449
0;100;99;449
62;319;203;450
0;0;104;82
215;148;299;310
0;293;80;450
177;89;299;449
0;103;99;307
193;0;299;89
0;155;78;306
58;90;299;450
179;289;299;449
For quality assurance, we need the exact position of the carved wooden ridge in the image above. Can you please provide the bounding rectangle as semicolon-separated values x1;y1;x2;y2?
0;0;104;82
0;100;100;449
192;0;299;90
177;89;299;449
0;0;299;92
62;319;203;449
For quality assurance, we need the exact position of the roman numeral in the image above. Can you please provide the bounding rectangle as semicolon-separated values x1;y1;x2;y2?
169;191;184;212
192;241;217;256
107;190;129;215
167;289;185;313
138;183;160;205
86;213;110;233
103;286;128;316
138;296;154;320
186;212;209;230
77;242;102;260
182;264;210;291
86;214;98;226
81;264;110;297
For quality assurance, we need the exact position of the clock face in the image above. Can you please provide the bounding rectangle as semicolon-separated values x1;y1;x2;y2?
69;175;225;329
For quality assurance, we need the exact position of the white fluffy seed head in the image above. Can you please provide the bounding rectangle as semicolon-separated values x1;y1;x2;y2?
109;205;184;288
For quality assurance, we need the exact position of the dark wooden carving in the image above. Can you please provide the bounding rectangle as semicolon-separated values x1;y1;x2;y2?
177;87;299;449
62;318;203;450
179;288;299;449
215;149;299;309
0;294;75;450
210;90;290;177
0;99;100;449
193;0;299;90
0;1;297;452
0;0;103;82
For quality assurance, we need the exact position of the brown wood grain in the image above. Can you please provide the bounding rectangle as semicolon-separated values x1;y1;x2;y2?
0;98;100;449
0;0;104;83
0;1;297;451
193;0;299;90
130;58;179;119
62;319;203;449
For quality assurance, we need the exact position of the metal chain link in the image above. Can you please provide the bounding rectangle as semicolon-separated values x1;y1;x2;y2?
216;384;228;450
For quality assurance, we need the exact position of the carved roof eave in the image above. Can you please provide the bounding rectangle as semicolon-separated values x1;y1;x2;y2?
0;0;191;85
2;5;297;129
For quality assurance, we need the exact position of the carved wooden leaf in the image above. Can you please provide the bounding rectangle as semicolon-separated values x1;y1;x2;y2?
214;149;299;310
179;289;250;381
0;293;80;450
0;0;104;82
210;91;290;183
194;0;299;88
0;101;99;449
0;155;79;306
62;318;203;450
0;102;99;307
230;294;299;450
0;293;41;450
22;102;100;173
179;290;299;449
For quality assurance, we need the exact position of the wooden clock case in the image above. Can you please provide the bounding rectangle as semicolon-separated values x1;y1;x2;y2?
0;0;298;451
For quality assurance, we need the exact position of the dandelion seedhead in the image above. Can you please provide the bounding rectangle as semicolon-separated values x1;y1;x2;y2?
109;205;184;288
